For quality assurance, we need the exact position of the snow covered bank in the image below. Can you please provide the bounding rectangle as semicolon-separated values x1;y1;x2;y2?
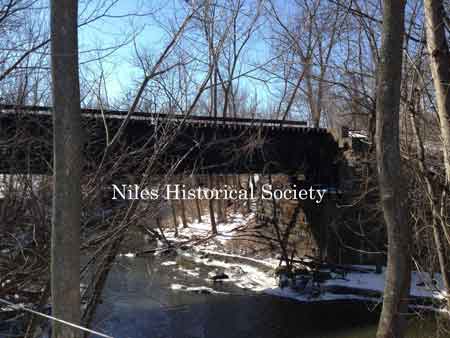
265;268;447;307
142;212;447;311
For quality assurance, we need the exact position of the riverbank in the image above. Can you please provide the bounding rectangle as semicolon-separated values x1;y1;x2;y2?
2;211;447;338
121;212;447;312
93;255;444;338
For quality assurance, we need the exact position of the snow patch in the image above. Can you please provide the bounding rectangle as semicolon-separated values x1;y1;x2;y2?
119;252;136;258
170;283;229;295
178;267;200;277
164;212;254;250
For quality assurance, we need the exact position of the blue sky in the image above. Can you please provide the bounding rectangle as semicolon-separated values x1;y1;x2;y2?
76;0;284;110
78;1;176;100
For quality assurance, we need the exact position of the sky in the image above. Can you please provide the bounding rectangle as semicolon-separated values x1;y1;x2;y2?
8;0;358;122
76;0;287;111
78;0;177;101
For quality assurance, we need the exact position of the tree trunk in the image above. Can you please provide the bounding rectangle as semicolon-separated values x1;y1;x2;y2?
171;201;178;237
179;199;188;228
424;0;450;185
375;1;411;338
192;176;202;222
409;74;450;302
195;198;202;223
246;175;252;214
217;175;226;222
209;199;217;234
207;175;217;234
50;1;82;338
233;175;239;213
423;2;450;302
212;175;224;222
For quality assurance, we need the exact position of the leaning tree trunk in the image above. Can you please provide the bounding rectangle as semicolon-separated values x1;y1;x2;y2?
424;0;450;186
423;0;450;308
409;75;450;299
375;1;411;338
50;1;82;338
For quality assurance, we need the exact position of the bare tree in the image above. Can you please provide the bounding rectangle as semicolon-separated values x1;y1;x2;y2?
422;0;450;307
375;1;411;337
50;1;82;338
423;0;450;184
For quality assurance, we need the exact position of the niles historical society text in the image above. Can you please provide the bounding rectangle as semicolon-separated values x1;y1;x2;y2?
111;184;327;204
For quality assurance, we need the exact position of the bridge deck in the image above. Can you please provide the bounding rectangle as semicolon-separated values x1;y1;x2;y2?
0;105;341;185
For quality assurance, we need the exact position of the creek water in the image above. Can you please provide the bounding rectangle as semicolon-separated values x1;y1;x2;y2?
91;255;439;338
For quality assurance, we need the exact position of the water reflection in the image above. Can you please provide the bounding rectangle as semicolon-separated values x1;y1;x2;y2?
92;256;437;338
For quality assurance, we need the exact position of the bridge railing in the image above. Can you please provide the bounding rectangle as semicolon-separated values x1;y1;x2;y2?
0;104;308;128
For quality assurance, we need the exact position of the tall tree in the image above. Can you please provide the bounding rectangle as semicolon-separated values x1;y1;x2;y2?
375;1;411;338
424;0;450;185
423;0;450;304
50;1;82;338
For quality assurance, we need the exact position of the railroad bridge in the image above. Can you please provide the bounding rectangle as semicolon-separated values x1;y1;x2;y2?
0;105;369;263
0;105;345;186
